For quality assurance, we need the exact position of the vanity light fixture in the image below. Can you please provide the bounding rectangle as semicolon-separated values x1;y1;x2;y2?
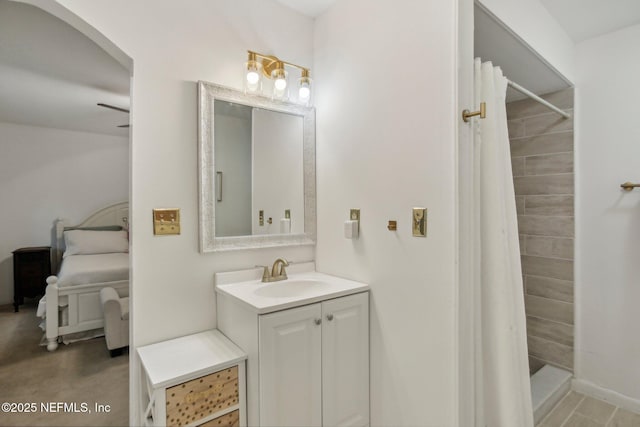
244;50;312;105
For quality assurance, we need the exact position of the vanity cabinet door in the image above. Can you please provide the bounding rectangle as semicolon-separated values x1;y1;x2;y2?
259;303;322;427
322;292;370;427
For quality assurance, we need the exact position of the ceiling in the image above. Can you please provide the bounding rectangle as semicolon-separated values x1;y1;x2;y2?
0;1;130;137
540;0;640;43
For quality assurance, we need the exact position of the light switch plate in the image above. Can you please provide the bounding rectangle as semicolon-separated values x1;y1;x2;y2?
153;208;180;235
350;209;360;233
412;207;427;237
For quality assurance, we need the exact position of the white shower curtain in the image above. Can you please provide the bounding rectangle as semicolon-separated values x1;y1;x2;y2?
472;58;533;427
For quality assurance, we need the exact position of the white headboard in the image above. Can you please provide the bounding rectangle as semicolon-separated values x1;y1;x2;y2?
52;202;129;273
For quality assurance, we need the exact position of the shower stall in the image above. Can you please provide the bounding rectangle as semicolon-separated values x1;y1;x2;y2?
473;3;577;423
506;87;575;423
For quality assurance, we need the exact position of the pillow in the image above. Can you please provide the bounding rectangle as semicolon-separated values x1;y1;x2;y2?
63;229;128;258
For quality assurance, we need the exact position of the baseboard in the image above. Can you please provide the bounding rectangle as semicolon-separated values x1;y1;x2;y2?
572;379;640;413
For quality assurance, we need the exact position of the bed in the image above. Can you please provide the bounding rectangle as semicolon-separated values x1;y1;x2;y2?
39;202;129;351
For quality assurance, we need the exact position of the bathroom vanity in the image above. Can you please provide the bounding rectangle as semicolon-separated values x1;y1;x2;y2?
215;262;370;427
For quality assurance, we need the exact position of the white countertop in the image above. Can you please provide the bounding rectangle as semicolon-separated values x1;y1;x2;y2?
215;262;369;314
137;329;246;389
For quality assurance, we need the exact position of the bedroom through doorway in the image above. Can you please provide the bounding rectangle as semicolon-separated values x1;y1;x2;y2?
0;1;132;426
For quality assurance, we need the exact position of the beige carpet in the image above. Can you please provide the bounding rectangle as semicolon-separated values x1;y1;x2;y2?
0;302;128;426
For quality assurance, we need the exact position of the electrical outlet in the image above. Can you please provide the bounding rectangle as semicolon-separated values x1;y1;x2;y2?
153;208;180;235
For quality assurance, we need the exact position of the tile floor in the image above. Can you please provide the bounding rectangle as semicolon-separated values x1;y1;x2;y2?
538;391;640;427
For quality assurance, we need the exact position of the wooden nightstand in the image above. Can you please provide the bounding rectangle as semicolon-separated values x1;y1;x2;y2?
13;246;51;312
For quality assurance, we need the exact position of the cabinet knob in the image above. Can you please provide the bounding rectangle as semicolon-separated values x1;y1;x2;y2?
326;314;334;321
314;318;322;325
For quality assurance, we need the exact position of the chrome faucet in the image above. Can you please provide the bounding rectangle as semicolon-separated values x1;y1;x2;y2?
259;258;289;283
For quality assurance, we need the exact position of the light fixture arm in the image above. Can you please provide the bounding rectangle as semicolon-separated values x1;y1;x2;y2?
247;50;310;79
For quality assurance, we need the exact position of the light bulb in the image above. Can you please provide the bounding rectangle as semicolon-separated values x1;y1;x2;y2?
298;70;312;105
299;85;310;101
244;53;262;94
274;78;287;91
246;71;259;85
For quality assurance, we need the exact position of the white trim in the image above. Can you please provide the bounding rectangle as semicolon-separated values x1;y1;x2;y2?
572;379;640;414
572;86;582;379
456;0;476;425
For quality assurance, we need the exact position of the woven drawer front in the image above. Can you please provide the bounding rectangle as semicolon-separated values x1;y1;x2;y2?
166;366;239;426
198;410;239;427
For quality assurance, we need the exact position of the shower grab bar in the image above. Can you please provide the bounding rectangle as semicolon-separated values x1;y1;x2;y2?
507;80;571;119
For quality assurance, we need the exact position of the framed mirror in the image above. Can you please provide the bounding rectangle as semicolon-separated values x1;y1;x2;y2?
198;81;316;252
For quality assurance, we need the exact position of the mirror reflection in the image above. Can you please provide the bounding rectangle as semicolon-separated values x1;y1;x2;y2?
214;100;304;237
198;81;315;252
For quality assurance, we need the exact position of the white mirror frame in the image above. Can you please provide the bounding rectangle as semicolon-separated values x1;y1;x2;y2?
198;81;316;252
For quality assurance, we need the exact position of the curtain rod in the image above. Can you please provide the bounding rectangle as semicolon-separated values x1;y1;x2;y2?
507;80;571;119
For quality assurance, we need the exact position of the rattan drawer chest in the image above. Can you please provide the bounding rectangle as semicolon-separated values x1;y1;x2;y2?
138;329;247;427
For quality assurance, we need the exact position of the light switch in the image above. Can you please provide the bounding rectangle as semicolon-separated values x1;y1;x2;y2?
412;207;426;237
153;208;181;235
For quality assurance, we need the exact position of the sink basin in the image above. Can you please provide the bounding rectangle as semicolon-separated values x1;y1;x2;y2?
215;262;369;314
253;279;331;298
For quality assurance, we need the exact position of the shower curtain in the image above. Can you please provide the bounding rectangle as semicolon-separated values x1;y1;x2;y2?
472;58;533;427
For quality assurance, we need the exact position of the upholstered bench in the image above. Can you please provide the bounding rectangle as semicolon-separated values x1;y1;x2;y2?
100;287;129;357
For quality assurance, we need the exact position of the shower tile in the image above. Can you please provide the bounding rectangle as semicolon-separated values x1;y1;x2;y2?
508;119;525;138
524;111;574;137
507;88;574;120
539;391;584;427
527;335;573;370
525;195;574;216
522;256;574;281
575;397;616;425
527;316;573;346
518;216;574;238
529;356;545;375
514;174;574;196
525;236;573;260
516;196;525;215
527;275;574;303
512;156;526;177
525;153;573;176
510;131;573;157
608;408;640;427
525;294;574;324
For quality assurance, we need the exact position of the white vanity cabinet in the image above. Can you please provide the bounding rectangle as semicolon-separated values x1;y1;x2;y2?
217;290;369;427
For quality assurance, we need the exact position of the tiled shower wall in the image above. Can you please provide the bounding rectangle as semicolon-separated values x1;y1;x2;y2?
507;88;574;373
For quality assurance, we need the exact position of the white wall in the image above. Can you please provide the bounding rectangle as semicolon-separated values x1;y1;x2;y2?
49;0;315;423
574;23;640;408
0;121;128;305
477;0;575;83
314;0;457;425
